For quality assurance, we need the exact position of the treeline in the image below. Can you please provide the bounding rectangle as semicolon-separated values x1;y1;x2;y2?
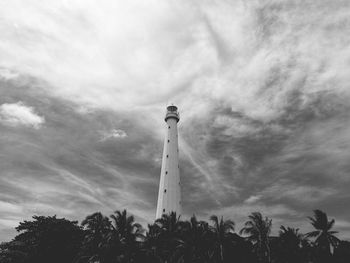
0;209;349;263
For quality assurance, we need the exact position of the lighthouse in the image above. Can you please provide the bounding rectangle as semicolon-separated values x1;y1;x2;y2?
156;105;181;218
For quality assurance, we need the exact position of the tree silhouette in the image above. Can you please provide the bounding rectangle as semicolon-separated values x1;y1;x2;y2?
108;209;144;263
0;209;349;263
142;223;163;263
173;215;213;263
0;215;84;263
209;215;235;263
275;226;304;263
79;212;112;263
240;212;272;263
306;209;340;263
154;212;183;262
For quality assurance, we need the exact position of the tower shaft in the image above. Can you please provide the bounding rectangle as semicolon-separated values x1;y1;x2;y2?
156;106;181;218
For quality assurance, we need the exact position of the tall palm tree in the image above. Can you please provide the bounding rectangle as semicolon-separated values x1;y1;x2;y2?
240;212;272;263
306;210;340;258
209;215;235;263
173;215;213;263
109;210;144;263
142;223;163;263
154;212;183;262
277;226;304;263
155;212;183;237
80;212;112;262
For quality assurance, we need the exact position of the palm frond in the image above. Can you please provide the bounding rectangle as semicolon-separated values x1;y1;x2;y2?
305;230;320;238
327;219;335;231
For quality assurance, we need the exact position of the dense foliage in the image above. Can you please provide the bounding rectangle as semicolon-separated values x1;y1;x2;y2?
0;209;349;263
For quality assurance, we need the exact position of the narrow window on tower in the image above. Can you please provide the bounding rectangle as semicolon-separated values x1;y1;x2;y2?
164;189;167;193
166;155;168;158
168;139;170;143
163;209;165;212
165;171;168;174
168;126;170;129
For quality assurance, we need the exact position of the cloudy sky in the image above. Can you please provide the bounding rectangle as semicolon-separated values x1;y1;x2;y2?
1;0;350;241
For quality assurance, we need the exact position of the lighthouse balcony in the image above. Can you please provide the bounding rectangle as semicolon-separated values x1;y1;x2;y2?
165;105;180;122
165;112;180;122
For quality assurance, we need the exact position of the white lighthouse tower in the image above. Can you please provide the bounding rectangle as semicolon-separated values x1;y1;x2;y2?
156;105;181;218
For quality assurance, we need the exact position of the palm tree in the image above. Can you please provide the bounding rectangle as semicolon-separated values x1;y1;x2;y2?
306;210;340;260
80;212;112;262
155;212;183;236
108;210;144;263
209;215;235;263
154;212;183;262
240;212;272;263
142;223;163;263
277;226;304;263
173;215;213;263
